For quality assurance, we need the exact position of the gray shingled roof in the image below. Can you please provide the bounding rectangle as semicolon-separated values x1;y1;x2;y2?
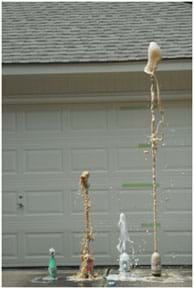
2;2;192;64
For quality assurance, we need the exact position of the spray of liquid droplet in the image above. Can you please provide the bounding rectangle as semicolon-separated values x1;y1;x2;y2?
117;213;136;275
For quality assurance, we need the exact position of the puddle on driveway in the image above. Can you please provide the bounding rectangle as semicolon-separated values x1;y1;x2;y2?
31;272;105;287
27;268;191;287
106;268;192;286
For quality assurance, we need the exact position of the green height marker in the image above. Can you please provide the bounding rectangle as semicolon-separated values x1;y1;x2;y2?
122;183;159;189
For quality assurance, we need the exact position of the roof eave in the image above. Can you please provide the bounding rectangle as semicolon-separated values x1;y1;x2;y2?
2;58;192;76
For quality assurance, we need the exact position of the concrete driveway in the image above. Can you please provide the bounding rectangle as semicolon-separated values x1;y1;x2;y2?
2;266;192;287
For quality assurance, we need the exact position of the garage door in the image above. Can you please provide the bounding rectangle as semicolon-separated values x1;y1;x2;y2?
2;101;191;267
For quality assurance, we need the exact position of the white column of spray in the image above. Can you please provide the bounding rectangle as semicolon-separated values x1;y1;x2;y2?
117;212;134;274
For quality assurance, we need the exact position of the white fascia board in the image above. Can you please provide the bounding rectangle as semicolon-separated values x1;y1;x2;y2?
2;59;192;76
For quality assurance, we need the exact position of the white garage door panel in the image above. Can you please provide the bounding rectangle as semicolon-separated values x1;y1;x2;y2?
162;189;192;211
2;111;17;132
116;105;150;129
164;232;192;254
2;102;191;267
25;190;64;215
119;190;152;212
24;232;64;257
25;110;62;131
117;148;152;171
71;148;109;171
2;150;17;173
164;128;191;146
160;146;191;169
160;170;192;189
70;108;108;130
2;233;19;258
2;191;18;216
162;231;192;265
24;231;67;266
165;105;191;127
25;149;64;173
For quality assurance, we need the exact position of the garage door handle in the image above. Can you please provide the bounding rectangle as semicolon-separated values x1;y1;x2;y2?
17;203;24;208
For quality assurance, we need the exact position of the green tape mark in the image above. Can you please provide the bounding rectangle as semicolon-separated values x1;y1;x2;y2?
138;143;151;148
122;183;159;189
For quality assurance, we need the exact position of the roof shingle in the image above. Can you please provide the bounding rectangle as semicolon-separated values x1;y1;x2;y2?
2;2;192;63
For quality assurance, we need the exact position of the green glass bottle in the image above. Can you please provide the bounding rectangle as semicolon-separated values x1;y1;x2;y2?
48;248;57;279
